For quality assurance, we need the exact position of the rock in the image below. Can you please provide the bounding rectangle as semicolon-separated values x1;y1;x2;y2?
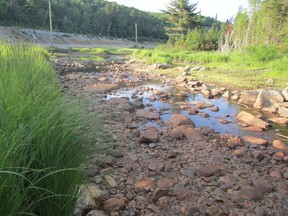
253;150;265;161
272;140;287;150
234;147;247;157
188;107;198;115
237;111;269;130
222;90;231;98
136;196;149;205
183;127;204;142
195;164;221;177
231;90;241;101
282;86;288;101
157;178;173;188
135;177;153;191
148;162;164;172
104;175;117;188
76;185;104;212
154;63;172;69
103;197;126;211
238;90;259;106
140;127;159;143
152;188;170;201
87;210;107;216
84;83;119;93
268;117;288;125
201;89;212;98
211;88;221;97
157;196;170;206
205;205;224;216
185;205;203;216
198;112;210;118
232;179;272;203
190;66;201;71
278;106;288;117
255;207;267;216
269;170;282;179
167;114;195;128
254;89;284;111
210;105;219;112
167;127;184;140
218;119;231;124
243;136;268;146
136;109;160;119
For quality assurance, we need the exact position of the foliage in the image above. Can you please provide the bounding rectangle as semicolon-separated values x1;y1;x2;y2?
221;0;288;51
0;43;91;215
0;0;167;40
162;0;200;38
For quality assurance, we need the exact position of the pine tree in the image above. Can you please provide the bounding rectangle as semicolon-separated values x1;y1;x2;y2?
162;0;199;38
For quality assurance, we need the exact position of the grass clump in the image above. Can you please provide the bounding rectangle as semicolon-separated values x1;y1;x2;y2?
0;43;89;215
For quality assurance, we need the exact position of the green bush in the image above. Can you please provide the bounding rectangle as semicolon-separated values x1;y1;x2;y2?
0;43;89;215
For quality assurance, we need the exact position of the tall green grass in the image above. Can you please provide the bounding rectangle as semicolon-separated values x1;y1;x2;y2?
0;43;89;215
133;45;288;79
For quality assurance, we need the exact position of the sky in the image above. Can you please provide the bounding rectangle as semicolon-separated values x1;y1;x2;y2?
106;0;249;21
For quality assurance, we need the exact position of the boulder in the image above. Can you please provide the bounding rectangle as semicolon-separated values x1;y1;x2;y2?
278;107;288;117
237;111;269;130
140;127;159;143
238;90;259;106
76;185;104;212
136;109;160;119
269;117;288;125
167;114;195;128
272;140;288;150
222;90;231;99
103;197;126;211
282;86;288;101
254;89;284;111
243;136;268;146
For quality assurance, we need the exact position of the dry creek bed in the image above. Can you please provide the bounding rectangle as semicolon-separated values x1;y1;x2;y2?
55;58;288;216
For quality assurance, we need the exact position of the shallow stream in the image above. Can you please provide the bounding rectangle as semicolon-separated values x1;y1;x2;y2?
107;83;288;141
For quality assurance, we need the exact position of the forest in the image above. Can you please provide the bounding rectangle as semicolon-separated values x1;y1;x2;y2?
0;0;217;41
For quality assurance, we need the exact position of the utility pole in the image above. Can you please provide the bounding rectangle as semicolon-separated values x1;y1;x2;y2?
48;1;53;46
135;22;138;44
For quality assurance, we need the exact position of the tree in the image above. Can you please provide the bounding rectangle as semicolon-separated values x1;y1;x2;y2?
162;0;200;37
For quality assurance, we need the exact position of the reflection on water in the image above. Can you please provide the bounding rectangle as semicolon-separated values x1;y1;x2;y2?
107;83;287;140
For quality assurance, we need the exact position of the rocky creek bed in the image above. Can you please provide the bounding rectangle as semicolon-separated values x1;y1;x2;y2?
55;57;288;216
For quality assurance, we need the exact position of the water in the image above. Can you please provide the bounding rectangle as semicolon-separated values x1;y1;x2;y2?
107;83;287;141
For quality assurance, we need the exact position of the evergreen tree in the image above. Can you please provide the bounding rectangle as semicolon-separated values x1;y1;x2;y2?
162;0;200;37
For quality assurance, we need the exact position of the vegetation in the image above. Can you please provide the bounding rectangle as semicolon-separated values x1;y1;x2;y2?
0;0;219;41
0;43;91;215
132;45;288;89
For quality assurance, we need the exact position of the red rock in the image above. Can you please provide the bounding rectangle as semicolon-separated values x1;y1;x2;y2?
218;119;231;124
139;127;159;143
174;184;189;200
136;109;160;119
182;127;204;142
237;111;269;130
226;137;245;148
272;140;287;150
275;151;285;158
269;170;282;179
253;150;265;161
167;127;184;140
195;164;221;177
269;117;288;125
243;136;268;146
152;188;170;201
157;178;173;188
167;114;195;128
244;126;263;132
135;177;153;191
252;179;273;195
234;147;247;157
103;197;126;211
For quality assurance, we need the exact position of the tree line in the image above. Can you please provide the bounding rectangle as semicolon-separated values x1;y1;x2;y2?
0;0;220;42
